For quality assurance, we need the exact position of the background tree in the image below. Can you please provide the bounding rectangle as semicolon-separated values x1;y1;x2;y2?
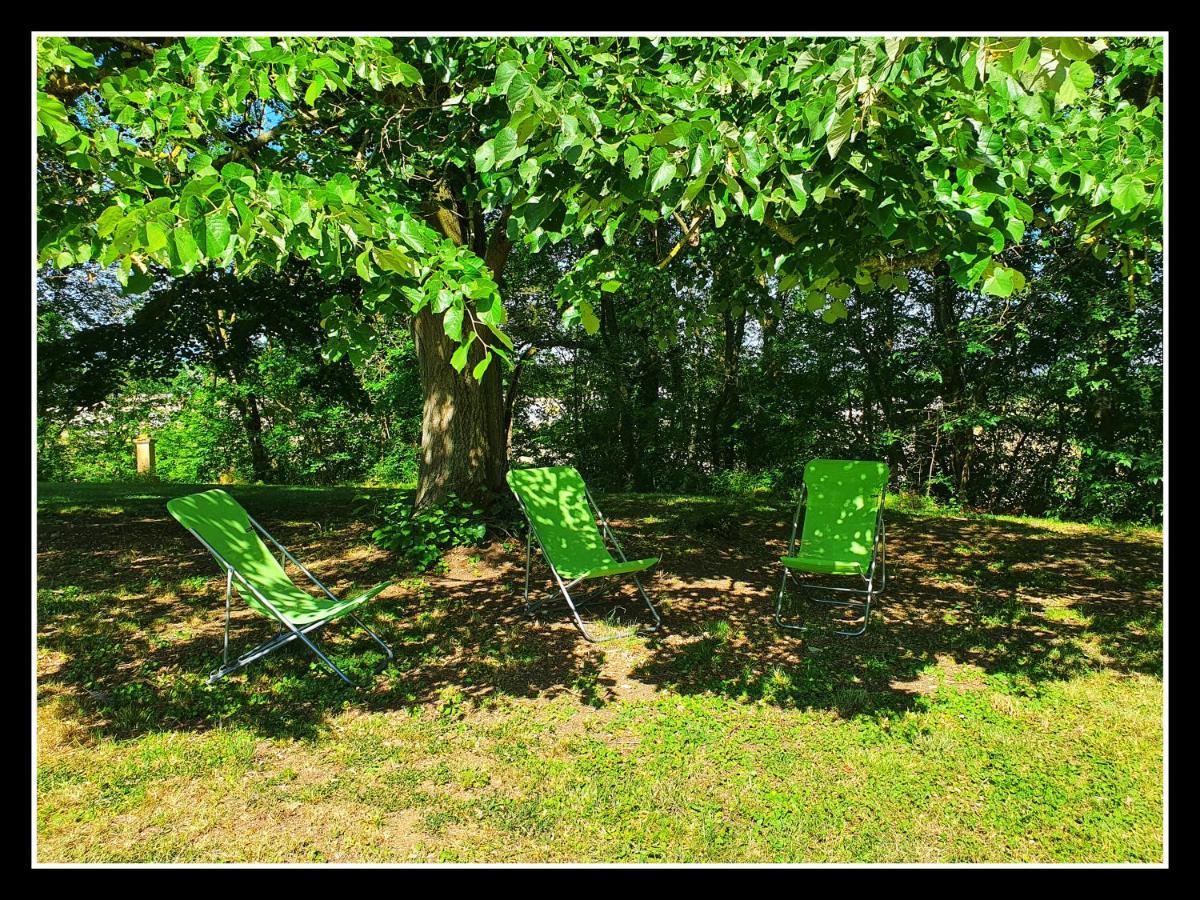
37;36;1163;508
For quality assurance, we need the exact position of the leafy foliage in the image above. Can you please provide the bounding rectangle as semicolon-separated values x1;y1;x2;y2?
36;36;1163;523
369;494;489;572
37;36;1162;378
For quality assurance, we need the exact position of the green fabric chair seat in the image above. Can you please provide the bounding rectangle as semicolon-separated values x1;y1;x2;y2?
261;581;391;626
167;489;389;625
507;466;658;581
775;458;890;636
780;555;866;576
779;458;889;576
507;465;663;642
573;556;660;581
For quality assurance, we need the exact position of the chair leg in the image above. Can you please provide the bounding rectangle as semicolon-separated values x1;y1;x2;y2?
208;628;303;684
522;529;537;617
350;613;394;664
831;594;873;637
561;581;605;642
559;578;658;643
222;567;233;667
775;568;804;632
775;571;877;637
207;616;371;687
630;574;662;634
522;534;661;642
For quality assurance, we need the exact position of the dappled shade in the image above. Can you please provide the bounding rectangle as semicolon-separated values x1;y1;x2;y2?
166;489;386;625
507;466;658;581
780;459;889;576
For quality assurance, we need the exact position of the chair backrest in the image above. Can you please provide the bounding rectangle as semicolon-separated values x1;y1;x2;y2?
798;459;889;567
506;466;611;578
166;489;297;616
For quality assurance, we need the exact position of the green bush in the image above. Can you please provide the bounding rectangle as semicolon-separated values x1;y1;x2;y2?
365;443;420;488
709;468;782;496
370;494;489;573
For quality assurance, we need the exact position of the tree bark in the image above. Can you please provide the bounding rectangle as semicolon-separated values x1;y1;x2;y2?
632;352;661;491
229;388;272;483
709;305;746;470
412;305;506;508
412;181;511;509
930;265;974;501
598;291;639;488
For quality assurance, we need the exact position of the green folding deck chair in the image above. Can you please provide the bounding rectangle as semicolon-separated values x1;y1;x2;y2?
507;466;662;642
776;459;889;636
166;489;393;685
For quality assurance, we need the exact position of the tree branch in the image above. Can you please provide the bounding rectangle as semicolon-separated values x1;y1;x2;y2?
655;209;707;270
111;37;174;58
764;212;943;274
502;342;537;451
484;207;513;280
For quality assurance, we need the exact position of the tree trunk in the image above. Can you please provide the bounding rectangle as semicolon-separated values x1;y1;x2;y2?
930;265;974;501
632;352;661;491
412;306;506;508
598;291;640;489
709;306;746;470
412;183;512;509
229;386;272;483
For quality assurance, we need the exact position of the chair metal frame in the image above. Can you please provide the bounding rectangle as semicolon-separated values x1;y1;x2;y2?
775;482;888;636
182;512;393;686
512;483;662;643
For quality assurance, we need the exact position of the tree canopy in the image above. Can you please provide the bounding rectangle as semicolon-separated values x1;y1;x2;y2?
37;36;1163;373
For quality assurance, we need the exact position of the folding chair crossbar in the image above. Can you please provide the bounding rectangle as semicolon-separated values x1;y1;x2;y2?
170;492;393;686
775;463;889;637
510;471;662;643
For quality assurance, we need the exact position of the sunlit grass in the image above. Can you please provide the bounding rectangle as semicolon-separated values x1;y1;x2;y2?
36;482;1163;863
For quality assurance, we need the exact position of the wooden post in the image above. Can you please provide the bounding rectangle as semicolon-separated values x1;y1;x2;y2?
134;434;157;479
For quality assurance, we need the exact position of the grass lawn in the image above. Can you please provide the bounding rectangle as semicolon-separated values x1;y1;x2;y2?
36;482;1163;863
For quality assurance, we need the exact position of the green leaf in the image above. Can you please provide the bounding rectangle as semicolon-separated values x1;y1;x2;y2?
123;270;154;295
394;61;423;86
749;193;765;223
825;109;854;160
96;205;124;238
493;127;520;166
579;302;600;335
355;248;373;282
507;70;534;106
822;299;847;323
711;200;727;229
474;140;495;173
1110;174;1148;215
493;59;521;94
187;37;221;66
173;226;199;268
650;160;678;193
981;265;1019;297
203;212;232;258
304;72;326;106
443;304;464;342
1069;60;1095;92
472;351;493;381
143;221;168;254
783;169;807;202
374;246;415;275
450;334;476;372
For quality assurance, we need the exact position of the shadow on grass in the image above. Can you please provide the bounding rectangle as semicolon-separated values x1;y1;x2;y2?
619;498;1161;719
36;483;1162;742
